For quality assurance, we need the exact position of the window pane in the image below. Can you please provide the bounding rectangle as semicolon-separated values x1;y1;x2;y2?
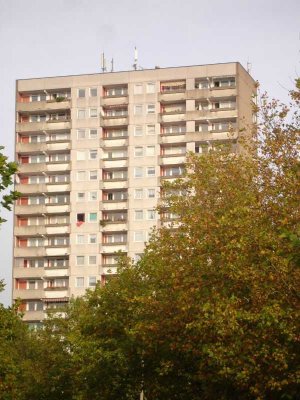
90;88;97;97
134;125;143;136
146;83;155;93
77;129;86;139
76;256;84;265
78;89;85;98
134;84;143;94
89;213;97;222
134;189;143;199
89;255;97;265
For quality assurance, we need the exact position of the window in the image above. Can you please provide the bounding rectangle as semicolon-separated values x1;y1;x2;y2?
135;210;143;220
77;171;86;181
29;175;45;184
197;80;209;89
77;151;86;161
89;170;98;180
90;88;97;97
30;154;46;163
77;129;86;139
134;125;143;136
147;104;155;114
88;276;97;287
146;166;155;177
78;89;85;98
89;234;97;244
147;209;156;220
134;167;143;178
134;231;143;242
89;255;97;265
77;192;85;201
78;109;86;119
77;213;85;223
134;84;143;94
147;188;155;198
146;124;155;135
89;212;97;222
134;188;143;199
146;82;155;93
197;123;209;132
89;150;97;160
134;105;143;115
134;147;143;157
76;256;84;265
77;235;85;244
76;277;84;287
90;108;98;118
89;191;97;201
146;146;155;156
89;129;98;139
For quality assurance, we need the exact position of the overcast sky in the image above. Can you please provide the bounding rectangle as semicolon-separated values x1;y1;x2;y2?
0;0;299;306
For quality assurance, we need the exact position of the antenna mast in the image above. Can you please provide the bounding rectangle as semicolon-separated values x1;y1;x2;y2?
133;47;138;70
101;52;107;73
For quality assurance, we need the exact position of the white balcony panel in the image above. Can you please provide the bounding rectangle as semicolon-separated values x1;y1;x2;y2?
14;248;46;257
102;181;128;190
22;311;45;321
45;247;69;256
101;202;128;211
45;226;69;235
13;268;44;279
159;135;186;145
47;162;70;172
159;155;186;165
102;266;118;275
44;268;69;278
160;114;186;123
43;290;69;299
13;289;45;299
46;205;70;213
46;184;70;193
14;226;46;236
102;159;128;169
101;244;127;253
101;222;128;231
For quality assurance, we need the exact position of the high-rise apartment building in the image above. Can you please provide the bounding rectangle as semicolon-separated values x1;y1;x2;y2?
13;62;255;327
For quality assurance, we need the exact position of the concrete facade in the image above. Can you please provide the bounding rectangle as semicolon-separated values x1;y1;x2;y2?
13;62;256;326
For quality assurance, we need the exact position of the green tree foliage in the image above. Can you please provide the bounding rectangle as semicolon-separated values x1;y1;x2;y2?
0;146;20;224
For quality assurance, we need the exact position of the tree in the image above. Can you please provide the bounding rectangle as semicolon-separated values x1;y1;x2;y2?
0;145;20;224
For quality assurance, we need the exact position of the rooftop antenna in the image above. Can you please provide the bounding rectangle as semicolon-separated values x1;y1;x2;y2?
101;52;107;73
111;58;114;72
133;47;138;70
247;60;252;74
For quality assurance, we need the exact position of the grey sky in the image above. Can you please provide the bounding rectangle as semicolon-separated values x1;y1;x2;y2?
0;0;299;305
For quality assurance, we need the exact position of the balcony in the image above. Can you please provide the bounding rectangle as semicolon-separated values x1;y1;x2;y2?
18;162;70;174
186;108;237;121
14;247;46;258
16;182;70;194
17;119;71;132
44;268;69;278
42;289;69;299
13;268;44;279
22;310;45;321
101;116;128;128
102;265;118;275
17;99;71;112
13;288;45;299
16;142;71;153
101;95;128;107
159;155;186;166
